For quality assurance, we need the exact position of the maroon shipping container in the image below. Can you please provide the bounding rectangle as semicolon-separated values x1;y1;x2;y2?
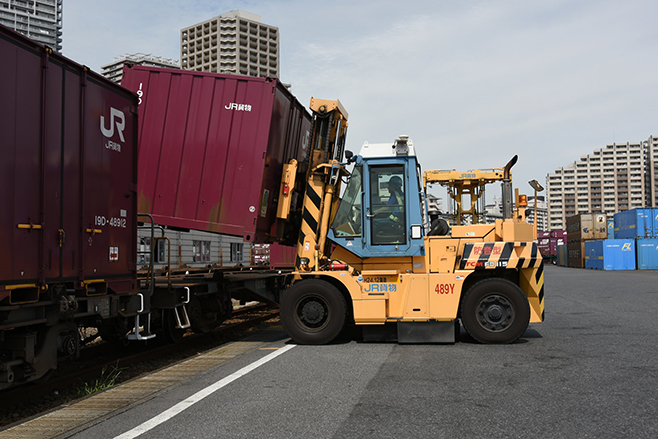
269;243;296;268
0;25;138;303
121;65;312;244
549;237;565;256
537;231;551;239
551;230;567;239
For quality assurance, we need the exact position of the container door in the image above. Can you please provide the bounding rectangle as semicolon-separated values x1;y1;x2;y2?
81;79;137;281
40;60;65;282
0;39;42;285
59;70;83;281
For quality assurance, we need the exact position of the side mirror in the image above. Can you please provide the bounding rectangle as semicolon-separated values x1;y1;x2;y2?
345;150;356;163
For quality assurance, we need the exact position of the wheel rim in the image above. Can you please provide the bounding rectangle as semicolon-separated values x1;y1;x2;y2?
294;295;330;332
476;294;514;332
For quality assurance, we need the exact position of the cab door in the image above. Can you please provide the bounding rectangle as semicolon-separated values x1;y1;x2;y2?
364;161;411;255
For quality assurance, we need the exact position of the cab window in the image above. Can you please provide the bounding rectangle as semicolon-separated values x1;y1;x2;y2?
331;165;362;237
370;166;406;245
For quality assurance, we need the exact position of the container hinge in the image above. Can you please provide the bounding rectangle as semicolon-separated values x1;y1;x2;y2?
58;229;66;248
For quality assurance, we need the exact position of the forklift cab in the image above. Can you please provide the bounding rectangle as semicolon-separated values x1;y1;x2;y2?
328;137;425;258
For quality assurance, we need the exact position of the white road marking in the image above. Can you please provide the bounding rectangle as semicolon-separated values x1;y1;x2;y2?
114;344;296;439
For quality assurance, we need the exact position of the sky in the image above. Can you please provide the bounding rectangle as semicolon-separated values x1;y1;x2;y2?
62;0;658;203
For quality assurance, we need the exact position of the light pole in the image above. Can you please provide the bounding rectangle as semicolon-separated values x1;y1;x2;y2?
528;180;545;240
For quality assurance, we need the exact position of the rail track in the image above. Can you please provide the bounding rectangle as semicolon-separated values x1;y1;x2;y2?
0;303;280;428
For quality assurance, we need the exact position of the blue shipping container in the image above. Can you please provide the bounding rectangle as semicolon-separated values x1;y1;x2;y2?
584;239;636;271
636;238;658;270
556;244;568;266
614;208;658;239
607;219;614;239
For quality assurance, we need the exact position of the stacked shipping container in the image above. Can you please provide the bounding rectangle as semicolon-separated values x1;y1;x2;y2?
537;230;566;262
584;239;635;270
566;213;607;268
556;244;568;266
614;208;658;270
555;209;658;270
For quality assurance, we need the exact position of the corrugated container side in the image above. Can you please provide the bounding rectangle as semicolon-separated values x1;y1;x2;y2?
121;65;312;244
567;240;586;268
593;213;607;239
549;237;564;256
566;213;606;241
584;241;603;270
551;230;567;239
607;219;615;239
537;231;551;239
567;214;594;241
556;244;568;266
636;238;658;270
614;208;657;239
269;243;296;268
585;239;635;271
0;25;138;297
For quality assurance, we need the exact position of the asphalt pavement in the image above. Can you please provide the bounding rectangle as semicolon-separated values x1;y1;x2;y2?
65;265;658;438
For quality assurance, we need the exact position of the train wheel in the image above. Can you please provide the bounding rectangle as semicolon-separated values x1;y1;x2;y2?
281;279;346;345
162;309;186;344
99;318;132;347
460;278;530;344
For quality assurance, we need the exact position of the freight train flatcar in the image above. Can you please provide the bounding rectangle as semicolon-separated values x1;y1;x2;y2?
0;25;297;390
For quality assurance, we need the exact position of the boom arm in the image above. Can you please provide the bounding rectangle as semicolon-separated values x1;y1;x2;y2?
295;98;349;269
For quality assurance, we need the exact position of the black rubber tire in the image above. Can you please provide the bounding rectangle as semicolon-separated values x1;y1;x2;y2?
460;278;530;344
281;279;347;345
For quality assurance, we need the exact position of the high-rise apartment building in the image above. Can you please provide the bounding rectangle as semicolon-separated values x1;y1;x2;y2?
526;196;548;232
101;53;180;84
0;0;62;51
646;135;658;206
180;10;279;77
546;136;658;230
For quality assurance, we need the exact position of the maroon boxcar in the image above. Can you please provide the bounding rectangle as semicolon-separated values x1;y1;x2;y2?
0;26;138;304
121;65;312;244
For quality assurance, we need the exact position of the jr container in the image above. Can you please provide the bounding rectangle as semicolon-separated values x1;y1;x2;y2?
584;239;635;271
269;243;296;268
636;238;658;270
551;230;567;239
0;25;138;304
121;65;313;244
549;237;565;256
613;208;658;239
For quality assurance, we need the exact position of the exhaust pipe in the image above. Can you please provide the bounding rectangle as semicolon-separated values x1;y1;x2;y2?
502;155;518;219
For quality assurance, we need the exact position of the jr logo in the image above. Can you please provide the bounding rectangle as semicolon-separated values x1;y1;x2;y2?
100;107;125;142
